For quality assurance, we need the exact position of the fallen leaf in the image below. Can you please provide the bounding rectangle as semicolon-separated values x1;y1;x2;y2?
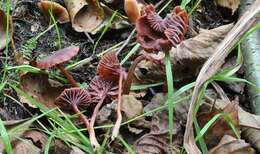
23;130;48;149
215;0;241;14
12;140;41;154
134;24;234;82
64;0;104;32
37;0;70;24
0;9;11;51
86;5;130;35
134;93;183;153
121;95;143;119
198;103;240;148
20;72;65;108
209;135;255;154
210;98;260;151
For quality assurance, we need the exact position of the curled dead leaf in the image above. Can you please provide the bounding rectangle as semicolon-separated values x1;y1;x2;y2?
209;135;255;154
64;0;104;32
0;9;11;51
37;0;70;24
134;24;234;82
20;73;65;108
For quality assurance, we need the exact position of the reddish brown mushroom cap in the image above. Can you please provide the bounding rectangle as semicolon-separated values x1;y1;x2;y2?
97;52;121;82
55;87;90;110
136;5;188;52
37;46;80;69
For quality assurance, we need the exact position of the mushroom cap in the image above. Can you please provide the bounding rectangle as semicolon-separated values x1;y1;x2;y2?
37;46;80;69
136;5;188;52
55;87;90;110
37;0;70;24
97;52;121;82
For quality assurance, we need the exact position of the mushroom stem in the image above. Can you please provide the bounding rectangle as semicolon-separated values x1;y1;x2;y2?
112;69;123;140
89;94;107;149
71;102;90;130
57;65;79;87
122;54;146;94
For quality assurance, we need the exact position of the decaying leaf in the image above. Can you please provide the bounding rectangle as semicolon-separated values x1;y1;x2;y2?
198;103;240;148
86;5;130;35
49;139;85;154
215;0;241;14
20;73;65;108
209;135;255;154
23;130;48;149
210;98;260;151
134;93;183;153
0;9;11;51
37;0;70;24
64;0;104;32
121;95;143;119
12;139;41;154
134;24;234;82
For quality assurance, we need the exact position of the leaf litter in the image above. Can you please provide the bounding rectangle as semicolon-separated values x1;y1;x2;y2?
1;0;260;153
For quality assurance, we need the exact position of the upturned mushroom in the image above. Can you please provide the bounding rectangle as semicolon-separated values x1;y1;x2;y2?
55;87;91;130
136;5;188;52
36;46;80;87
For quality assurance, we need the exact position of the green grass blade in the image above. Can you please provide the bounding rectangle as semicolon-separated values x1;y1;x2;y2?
130;82;164;91
118;136;136;154
44;134;55;154
0;118;13;154
120;44;140;65
165;52;174;144
93;11;118;55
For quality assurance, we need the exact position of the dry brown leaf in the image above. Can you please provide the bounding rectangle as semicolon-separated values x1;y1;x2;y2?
134;93;183;153
210;98;260;151
12;140;41;154
198;103;240;148
209;135;255;154
212;99;260;130
37;0;70;24
121;95;143;119
64;0;104;32
134;24;234;82
20;73;65;108
215;0;241;14
0;9;11;51
23;130;48;149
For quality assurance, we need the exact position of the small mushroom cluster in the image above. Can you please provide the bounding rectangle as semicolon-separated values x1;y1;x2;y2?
36;49;126;148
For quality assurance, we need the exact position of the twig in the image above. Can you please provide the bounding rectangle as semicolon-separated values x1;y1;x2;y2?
184;1;260;153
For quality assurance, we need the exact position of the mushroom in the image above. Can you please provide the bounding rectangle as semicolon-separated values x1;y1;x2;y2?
97;52;127;82
36;46;80;87
136;5;188;52
55;88;90;128
86;76;118;148
37;0;70;24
